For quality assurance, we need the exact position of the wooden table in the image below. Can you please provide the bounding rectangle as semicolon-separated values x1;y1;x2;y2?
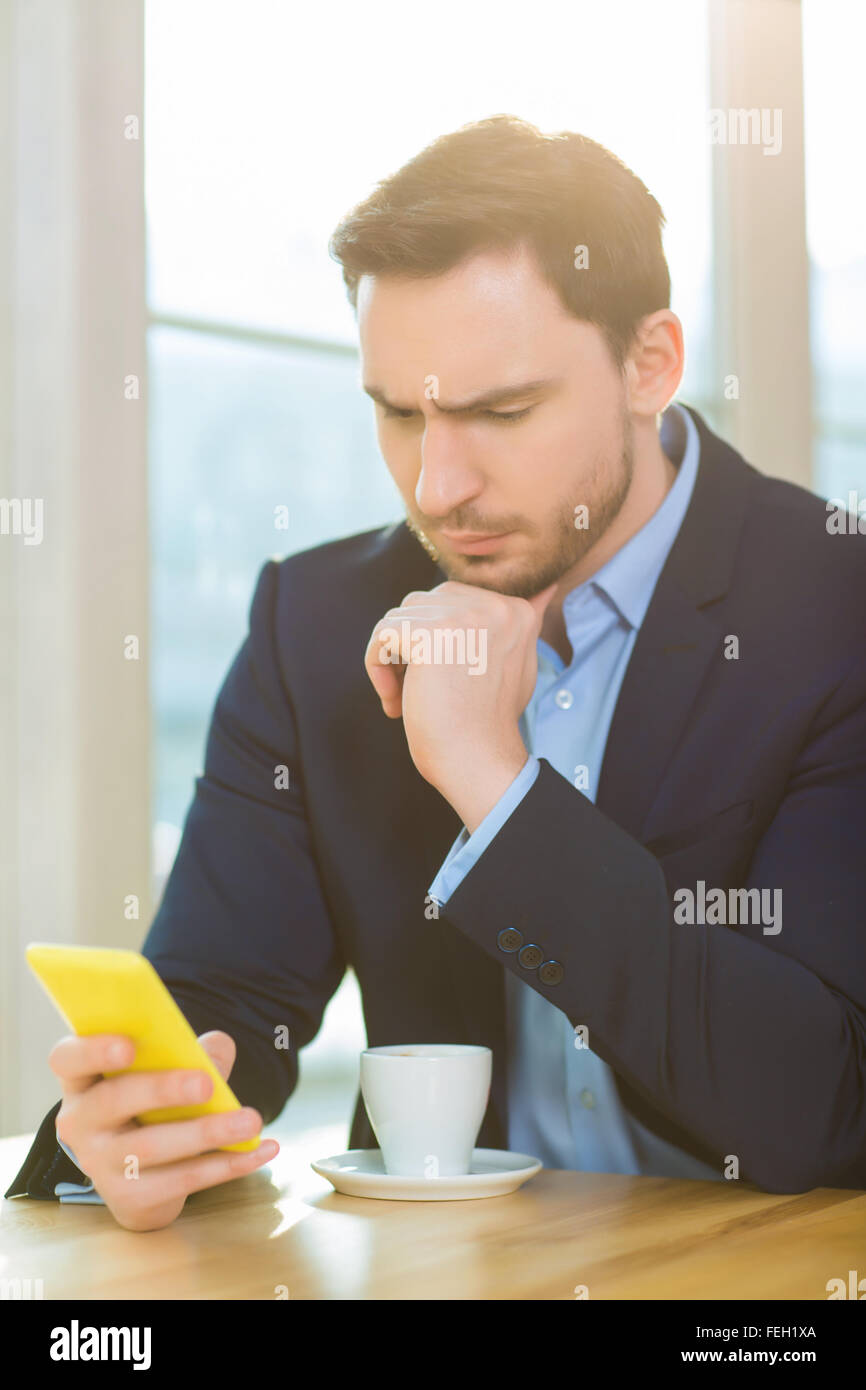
2;1132;864;1300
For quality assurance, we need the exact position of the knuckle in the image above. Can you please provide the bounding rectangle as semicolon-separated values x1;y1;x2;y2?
204;1114;231;1149
69;1137;97;1177
227;1149;255;1176
86;1128;110;1158
165;1071;193;1105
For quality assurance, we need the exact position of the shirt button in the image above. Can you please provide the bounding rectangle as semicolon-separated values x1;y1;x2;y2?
497;928;523;953
554;688;573;710
579;1089;596;1109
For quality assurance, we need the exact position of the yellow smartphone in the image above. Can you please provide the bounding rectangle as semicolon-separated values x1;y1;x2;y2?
26;943;261;1152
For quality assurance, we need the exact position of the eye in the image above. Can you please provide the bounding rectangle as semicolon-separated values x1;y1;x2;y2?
483;407;533;424
379;404;533;424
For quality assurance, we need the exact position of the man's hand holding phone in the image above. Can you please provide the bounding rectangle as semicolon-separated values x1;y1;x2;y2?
50;1030;279;1232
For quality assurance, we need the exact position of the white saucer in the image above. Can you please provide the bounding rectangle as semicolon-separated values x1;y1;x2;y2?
310;1148;542;1200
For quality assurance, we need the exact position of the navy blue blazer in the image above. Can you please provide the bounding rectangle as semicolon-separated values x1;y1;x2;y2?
8;405;866;1201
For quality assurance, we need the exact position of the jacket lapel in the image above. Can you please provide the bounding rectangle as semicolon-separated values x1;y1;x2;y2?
595;408;757;838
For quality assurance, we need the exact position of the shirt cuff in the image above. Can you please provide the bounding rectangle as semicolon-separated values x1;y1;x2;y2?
428;755;541;907
55;1136;105;1205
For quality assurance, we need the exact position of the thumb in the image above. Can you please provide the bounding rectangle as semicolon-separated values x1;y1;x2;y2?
197;1029;236;1082
523;581;559;628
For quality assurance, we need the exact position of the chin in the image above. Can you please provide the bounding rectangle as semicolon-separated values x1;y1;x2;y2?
449;559;538;598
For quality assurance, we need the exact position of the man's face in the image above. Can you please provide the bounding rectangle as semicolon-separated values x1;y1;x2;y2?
357;242;634;599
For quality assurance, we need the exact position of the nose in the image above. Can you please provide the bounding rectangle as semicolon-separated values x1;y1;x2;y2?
414;416;484;521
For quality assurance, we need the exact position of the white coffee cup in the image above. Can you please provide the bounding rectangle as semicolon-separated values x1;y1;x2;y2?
360;1043;492;1177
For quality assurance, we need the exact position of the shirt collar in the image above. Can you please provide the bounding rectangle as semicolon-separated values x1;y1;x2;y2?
561;401;701;636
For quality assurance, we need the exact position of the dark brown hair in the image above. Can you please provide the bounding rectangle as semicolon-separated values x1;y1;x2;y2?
328;114;671;370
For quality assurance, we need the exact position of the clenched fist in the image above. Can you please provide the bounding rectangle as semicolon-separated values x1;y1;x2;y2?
365;579;555;832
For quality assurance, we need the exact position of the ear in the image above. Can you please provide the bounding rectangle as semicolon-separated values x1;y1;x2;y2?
624;310;684;417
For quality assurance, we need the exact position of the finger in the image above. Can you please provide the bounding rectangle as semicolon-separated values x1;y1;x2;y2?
196;1030;236;1083
397;590;436;607
380;600;450;617
49;1034;136;1096
428;579;489;598
364;627;407;717
105;1105;265;1172
110;1139;281;1209
378;605;452;625
74;1066;216;1131
372;610;455;644
396;585;487;607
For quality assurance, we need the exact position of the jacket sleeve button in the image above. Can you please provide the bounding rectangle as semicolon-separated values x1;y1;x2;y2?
518;943;544;970
539;959;564;985
497;928;523;952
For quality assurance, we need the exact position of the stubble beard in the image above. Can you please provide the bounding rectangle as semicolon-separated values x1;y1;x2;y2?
406;413;635;600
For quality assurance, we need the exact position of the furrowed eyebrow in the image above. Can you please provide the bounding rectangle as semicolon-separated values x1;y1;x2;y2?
362;377;559;415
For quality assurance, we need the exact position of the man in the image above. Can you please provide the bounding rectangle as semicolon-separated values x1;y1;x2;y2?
7;115;866;1230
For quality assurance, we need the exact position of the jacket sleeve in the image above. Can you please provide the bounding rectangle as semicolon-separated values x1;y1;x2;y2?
4;1100;102;1202
141;557;347;1122
5;560;346;1203
435;656;866;1195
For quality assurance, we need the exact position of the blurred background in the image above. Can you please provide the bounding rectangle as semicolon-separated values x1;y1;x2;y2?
1;0;864;1166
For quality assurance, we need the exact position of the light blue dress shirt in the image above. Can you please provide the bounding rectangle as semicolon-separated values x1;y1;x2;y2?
429;403;724;1181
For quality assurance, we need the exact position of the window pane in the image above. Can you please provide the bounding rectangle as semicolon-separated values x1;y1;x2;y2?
145;0;712;403
148;325;401;839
